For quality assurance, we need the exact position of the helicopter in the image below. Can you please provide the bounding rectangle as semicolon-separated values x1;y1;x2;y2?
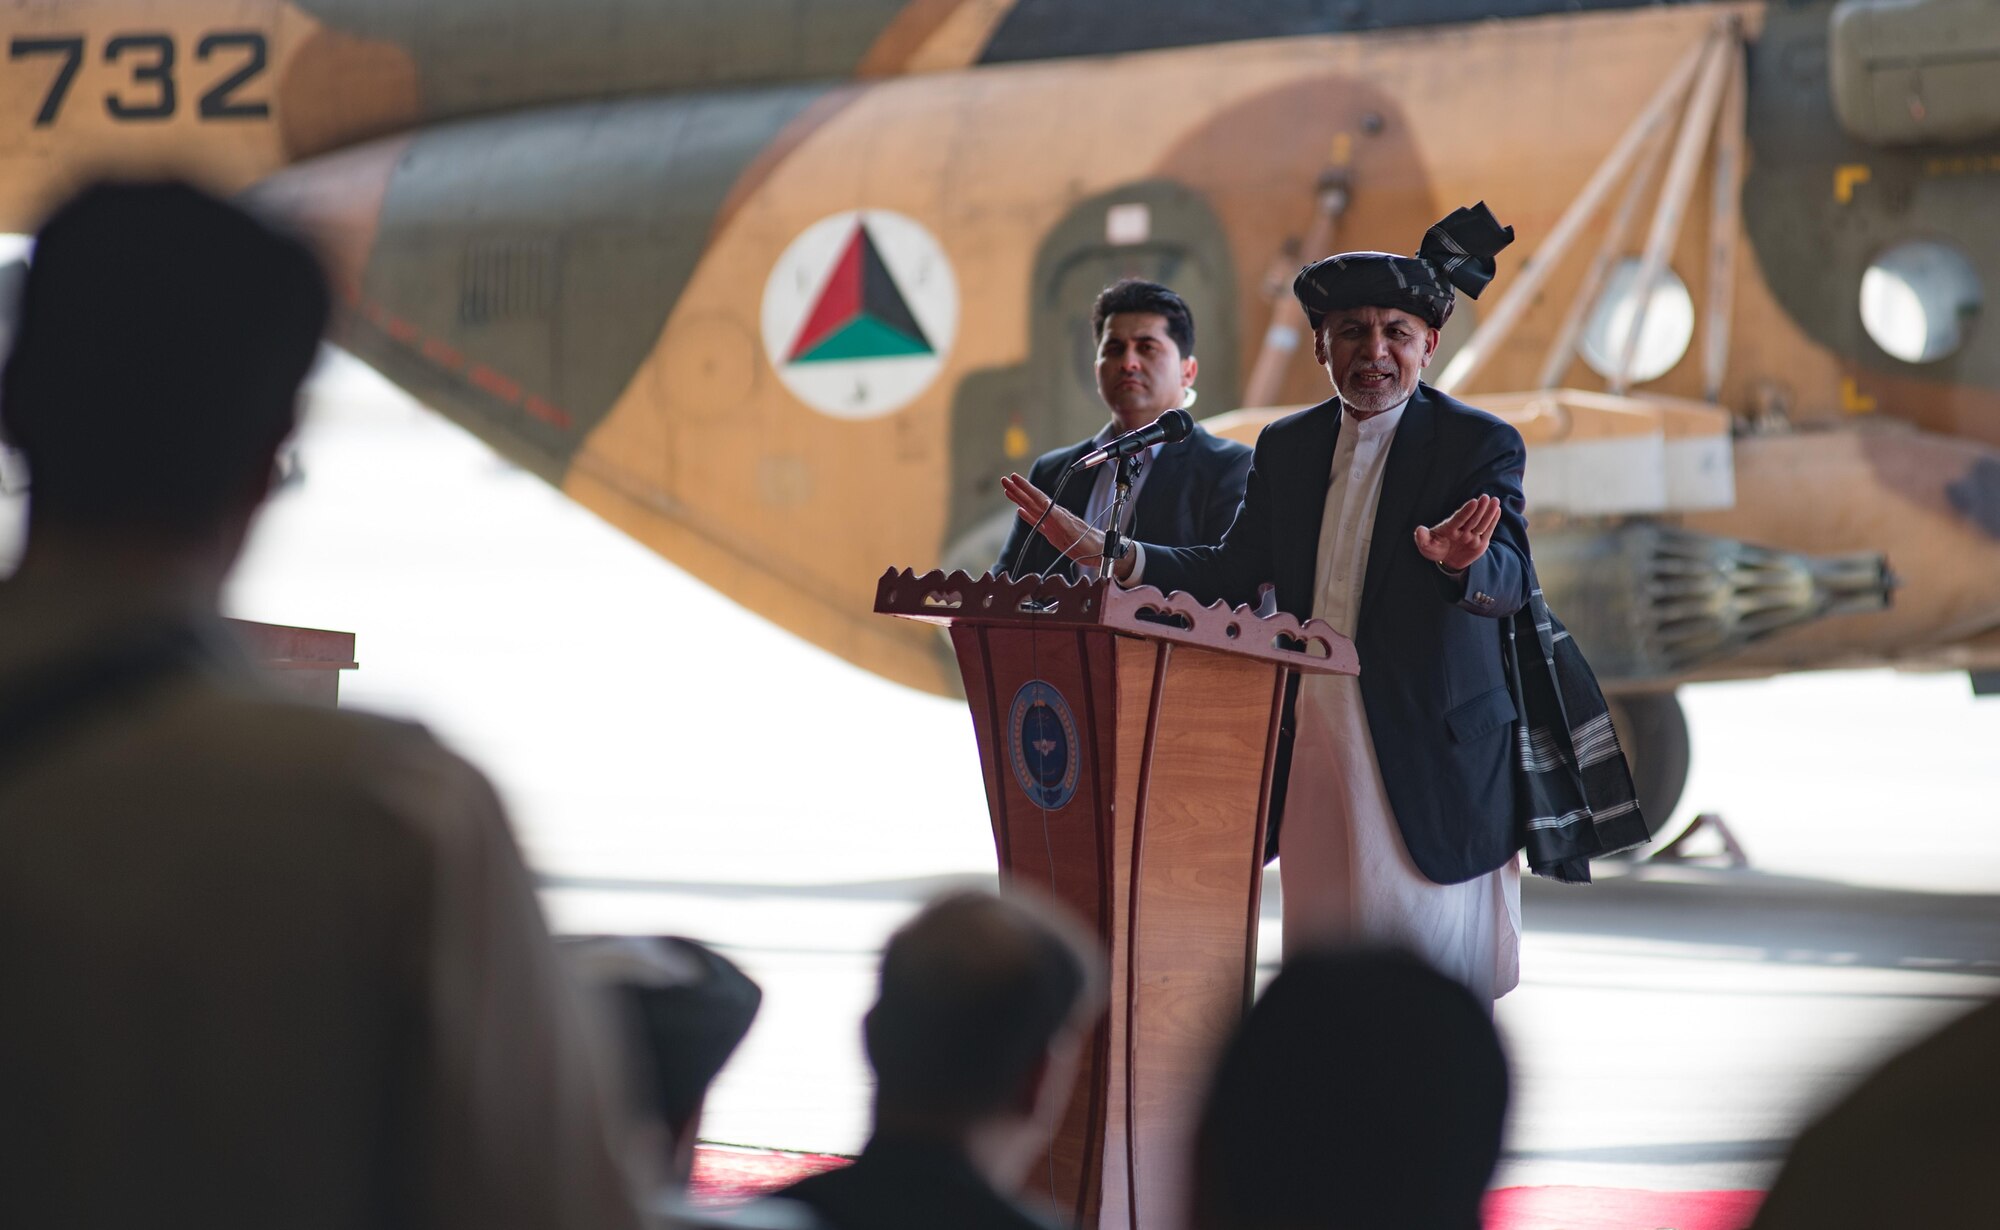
0;0;1993;824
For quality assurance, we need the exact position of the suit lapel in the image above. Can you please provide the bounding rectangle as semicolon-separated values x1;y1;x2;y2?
1130;429;1193;540
1016;440;1097;581
1053;440;1097;518
1360;387;1439;628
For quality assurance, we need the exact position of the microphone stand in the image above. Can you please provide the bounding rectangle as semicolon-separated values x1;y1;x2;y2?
1098;452;1138;582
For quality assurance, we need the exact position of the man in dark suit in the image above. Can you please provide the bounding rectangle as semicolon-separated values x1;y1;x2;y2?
1001;206;1527;1004
768;890;1105;1230
994;278;1250;581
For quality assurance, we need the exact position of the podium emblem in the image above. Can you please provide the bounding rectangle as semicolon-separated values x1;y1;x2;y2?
1007;680;1080;810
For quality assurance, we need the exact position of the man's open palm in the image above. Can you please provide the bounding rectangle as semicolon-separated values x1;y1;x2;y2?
1000;472;1105;573
1414;494;1502;573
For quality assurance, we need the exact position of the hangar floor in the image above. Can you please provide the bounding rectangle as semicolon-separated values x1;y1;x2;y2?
9;350;1996;1194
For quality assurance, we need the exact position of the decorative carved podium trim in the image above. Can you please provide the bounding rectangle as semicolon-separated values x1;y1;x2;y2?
874;568;1358;676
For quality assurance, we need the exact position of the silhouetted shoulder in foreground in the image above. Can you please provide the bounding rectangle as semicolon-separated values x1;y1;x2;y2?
1752;996;2000;1230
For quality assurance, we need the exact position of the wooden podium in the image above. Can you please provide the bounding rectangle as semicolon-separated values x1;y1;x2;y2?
225;619;359;708
875;569;1356;1230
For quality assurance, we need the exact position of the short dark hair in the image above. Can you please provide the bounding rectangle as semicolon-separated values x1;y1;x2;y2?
1092;278;1194;357
1;179;330;535
865;890;1104;1122
1191;947;1509;1230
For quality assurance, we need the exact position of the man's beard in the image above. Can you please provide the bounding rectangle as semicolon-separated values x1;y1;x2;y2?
1340;370;1411;414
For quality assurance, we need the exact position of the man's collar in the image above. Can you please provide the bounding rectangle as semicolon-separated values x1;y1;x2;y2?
1335;391;1415;430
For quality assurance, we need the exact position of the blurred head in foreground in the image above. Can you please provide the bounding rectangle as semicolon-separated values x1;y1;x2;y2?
1751;995;2000;1230
0;179;328;579
866;888;1106;1186
1192;947;1509;1230
564;935;762;1191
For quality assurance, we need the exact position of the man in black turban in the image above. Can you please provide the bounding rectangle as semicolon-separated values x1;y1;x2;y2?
1291;201;1514;334
1001;204;1534;1006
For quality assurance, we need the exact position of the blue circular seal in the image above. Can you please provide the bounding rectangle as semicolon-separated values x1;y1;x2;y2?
1007;680;1080;811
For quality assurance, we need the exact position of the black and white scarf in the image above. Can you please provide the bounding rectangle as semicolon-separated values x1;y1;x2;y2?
1503;566;1653;883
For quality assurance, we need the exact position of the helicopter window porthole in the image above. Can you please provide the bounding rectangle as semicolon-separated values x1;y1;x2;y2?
1860;240;1983;365
1578;258;1695;386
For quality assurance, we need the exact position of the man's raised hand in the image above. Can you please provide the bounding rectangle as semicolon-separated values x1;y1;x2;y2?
1000;473;1105;572
1414;494;1502;574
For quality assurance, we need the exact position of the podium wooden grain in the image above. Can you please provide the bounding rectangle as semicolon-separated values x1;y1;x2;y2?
876;570;1354;1230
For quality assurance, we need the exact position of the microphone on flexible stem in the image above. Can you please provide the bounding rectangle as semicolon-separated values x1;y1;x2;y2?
1071;408;1193;471
1084;409;1192;579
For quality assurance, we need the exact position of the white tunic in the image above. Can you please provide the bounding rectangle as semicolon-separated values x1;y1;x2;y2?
1278;400;1522;1004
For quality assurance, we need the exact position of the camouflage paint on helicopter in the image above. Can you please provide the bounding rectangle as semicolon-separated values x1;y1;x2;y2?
3;0;2000;814
762;209;958;420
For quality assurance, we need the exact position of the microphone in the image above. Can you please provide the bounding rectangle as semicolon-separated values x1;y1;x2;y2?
1074;409;1192;470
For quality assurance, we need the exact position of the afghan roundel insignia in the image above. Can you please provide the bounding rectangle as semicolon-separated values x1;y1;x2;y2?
784;223;933;363
761;209;958;420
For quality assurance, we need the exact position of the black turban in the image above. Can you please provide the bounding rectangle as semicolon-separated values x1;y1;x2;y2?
1293;201;1515;331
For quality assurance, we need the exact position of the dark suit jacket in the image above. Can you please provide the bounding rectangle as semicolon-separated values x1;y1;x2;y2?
771;1136;1059;1230
1141;384;1531;884
994;423;1252;581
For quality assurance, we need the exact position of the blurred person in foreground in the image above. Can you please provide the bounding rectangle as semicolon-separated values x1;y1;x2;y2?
1751;996;2000;1230
767;890;1106;1230
0;181;640;1230
563;936;763;1199
1190;947;1509;1230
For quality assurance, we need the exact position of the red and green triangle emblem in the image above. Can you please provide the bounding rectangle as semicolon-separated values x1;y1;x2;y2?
785;221;935;364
